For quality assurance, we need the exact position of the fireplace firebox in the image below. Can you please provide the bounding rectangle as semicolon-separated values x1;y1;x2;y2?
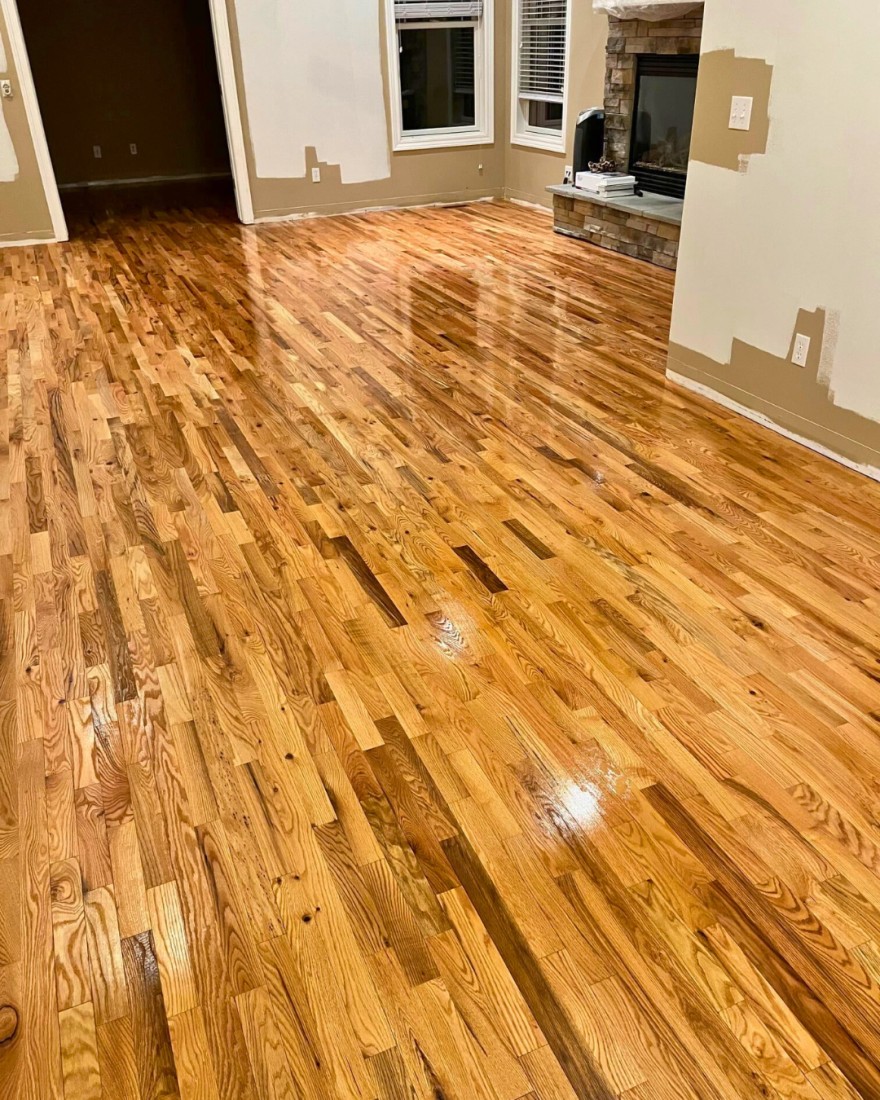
629;54;699;199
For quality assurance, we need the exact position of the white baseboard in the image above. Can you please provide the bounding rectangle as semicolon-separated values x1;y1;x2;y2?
506;196;553;214
667;369;880;484
58;171;232;191
254;194;498;226
0;235;58;248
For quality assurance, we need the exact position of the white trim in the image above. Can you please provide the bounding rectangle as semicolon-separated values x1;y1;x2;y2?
254;194;497;225
668;370;880;485
384;2;495;152
0;235;56;248
510;0;571;154
207;0;254;224
511;125;566;153
506;195;553;213
0;0;67;241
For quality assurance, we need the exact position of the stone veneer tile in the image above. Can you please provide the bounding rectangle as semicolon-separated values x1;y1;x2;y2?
547;9;700;269
551;193;681;270
603;10;703;174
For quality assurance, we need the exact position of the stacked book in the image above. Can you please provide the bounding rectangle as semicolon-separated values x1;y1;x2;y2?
574;171;637;197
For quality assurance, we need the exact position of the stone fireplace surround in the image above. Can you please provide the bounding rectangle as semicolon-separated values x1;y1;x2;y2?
548;5;704;270
604;9;704;176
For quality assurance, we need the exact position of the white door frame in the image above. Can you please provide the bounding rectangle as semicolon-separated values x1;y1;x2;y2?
1;0;67;241
2;0;254;240
207;0;254;224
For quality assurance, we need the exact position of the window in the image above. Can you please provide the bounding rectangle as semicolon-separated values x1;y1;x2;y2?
387;0;494;150
512;0;570;151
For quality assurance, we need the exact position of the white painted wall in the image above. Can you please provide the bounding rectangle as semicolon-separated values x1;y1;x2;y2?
670;0;880;421
235;0;391;184
0;35;20;182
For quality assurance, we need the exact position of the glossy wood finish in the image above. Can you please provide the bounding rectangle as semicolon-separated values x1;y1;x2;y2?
3;200;880;1099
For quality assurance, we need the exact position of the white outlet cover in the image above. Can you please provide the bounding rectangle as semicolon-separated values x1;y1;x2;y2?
729;95;754;131
311;167;321;182
792;333;811;367
93;145;102;159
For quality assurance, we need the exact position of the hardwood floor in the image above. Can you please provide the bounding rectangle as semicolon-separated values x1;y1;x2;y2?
2;199;880;1099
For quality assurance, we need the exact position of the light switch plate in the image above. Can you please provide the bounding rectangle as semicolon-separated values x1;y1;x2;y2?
729;95;754;131
792;333;811;367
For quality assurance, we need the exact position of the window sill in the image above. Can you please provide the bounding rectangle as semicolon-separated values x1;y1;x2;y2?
511;130;566;154
393;130;494;152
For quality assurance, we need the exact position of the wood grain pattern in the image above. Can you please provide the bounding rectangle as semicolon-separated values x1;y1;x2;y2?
4;198;880;1097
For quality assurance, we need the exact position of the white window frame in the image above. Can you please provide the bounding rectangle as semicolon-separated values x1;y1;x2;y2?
510;0;572;153
384;0;495;152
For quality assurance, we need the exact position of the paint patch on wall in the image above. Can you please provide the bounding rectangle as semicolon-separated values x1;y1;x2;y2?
668;308;880;472
235;0;390;185
0;36;19;182
690;50;773;172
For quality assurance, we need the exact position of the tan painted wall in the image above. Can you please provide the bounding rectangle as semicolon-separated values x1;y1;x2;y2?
225;0;507;220
504;2;608;208
2;0;610;237
223;0;609;219
0;5;52;243
1;0;607;237
668;0;880;475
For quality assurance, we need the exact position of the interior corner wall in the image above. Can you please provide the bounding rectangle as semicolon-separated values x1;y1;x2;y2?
503;2;608;208
224;0;506;221
668;0;880;475
0;2;53;243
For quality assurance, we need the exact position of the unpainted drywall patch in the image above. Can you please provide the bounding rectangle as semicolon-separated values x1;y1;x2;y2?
667;308;880;471
690;50;773;172
0;35;19;182
235;0;390;185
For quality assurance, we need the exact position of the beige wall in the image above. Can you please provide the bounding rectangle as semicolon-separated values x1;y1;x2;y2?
224;0;609;219
225;0;507;220
668;0;880;476
0;4;52;243
1;0;610;238
504;2;608;208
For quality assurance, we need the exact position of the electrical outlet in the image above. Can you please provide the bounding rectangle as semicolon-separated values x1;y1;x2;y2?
130;143;138;155
311;167;321;183
791;333;811;367
0;80;12;99
93;145;102;159
729;95;754;131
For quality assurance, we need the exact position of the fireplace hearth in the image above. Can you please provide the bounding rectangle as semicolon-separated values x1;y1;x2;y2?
630;54;699;199
547;7;703;270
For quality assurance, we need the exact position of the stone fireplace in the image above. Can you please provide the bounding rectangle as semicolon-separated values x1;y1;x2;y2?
548;4;704;270
604;10;703;194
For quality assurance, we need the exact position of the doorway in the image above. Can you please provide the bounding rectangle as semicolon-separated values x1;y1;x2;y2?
15;0;242;233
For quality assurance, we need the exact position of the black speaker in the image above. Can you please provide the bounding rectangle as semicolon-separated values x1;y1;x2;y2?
572;109;606;177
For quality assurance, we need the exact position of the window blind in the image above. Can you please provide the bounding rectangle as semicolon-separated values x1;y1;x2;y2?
394;1;483;20
518;0;567;102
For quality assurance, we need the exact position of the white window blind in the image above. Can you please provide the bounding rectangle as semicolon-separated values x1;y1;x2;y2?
452;31;475;94
395;1;483;20
518;0;567;102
